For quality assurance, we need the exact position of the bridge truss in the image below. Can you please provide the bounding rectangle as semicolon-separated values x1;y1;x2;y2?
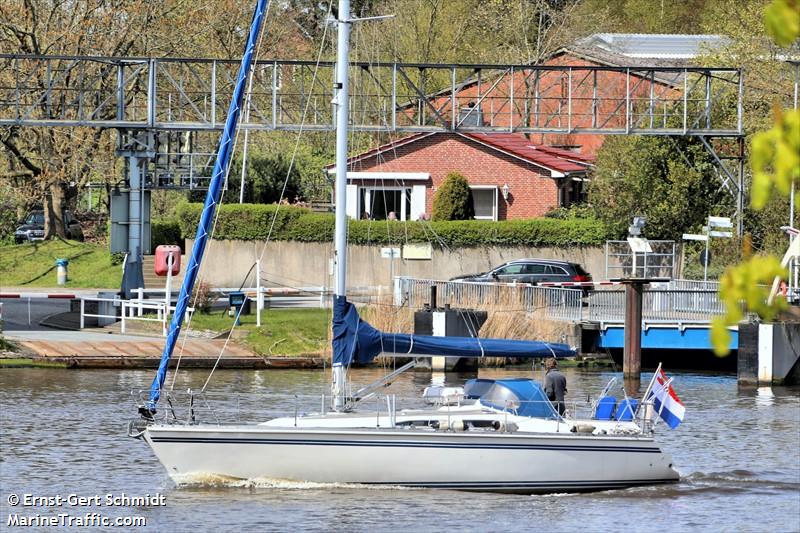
0;54;748;292
1;54;743;134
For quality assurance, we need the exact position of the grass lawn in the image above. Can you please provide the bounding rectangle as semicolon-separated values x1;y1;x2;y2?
0;240;122;288
189;307;331;356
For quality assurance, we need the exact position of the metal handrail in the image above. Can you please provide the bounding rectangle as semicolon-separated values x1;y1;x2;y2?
130;389;653;435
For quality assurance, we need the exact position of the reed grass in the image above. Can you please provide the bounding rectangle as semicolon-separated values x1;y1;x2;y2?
357;286;574;367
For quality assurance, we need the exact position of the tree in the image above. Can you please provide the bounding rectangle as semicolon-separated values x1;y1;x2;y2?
711;0;800;355
232;152;304;205
432;172;474;221
587;135;729;240
0;0;314;238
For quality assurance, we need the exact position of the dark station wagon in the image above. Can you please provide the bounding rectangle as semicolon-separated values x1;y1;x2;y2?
451;259;592;286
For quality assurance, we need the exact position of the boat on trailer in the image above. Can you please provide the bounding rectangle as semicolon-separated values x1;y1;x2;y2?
131;0;680;494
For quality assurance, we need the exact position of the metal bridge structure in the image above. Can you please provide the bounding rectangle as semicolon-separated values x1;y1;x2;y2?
1;53;747;292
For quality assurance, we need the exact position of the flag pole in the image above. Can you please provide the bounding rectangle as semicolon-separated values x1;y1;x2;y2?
651;376;674;429
636;362;661;420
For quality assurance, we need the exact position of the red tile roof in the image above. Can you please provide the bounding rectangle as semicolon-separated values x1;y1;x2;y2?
464;133;593;173
325;132;594;175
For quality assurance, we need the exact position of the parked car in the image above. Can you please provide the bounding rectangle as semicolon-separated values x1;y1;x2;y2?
14;210;83;244
450;259;592;287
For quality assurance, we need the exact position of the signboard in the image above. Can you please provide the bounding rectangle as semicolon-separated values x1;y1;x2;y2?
682;233;708;242
709;231;733;238
626;237;653;253
708;216;732;228
380;247;401;259
402;243;432;260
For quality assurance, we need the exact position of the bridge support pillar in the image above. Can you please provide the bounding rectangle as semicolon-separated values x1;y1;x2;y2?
121;155;145;298
738;322;800;385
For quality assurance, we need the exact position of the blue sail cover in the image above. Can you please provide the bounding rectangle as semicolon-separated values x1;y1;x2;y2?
332;296;574;366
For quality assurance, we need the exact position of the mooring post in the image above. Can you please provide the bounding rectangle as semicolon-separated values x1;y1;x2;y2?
623;281;644;393
614;277;668;396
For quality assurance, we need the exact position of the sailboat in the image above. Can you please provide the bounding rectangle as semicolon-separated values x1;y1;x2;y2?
131;0;680;493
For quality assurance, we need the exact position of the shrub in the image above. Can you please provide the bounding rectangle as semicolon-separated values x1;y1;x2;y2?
151;219;183;251
191;281;214;313
176;203;309;241
0;202;19;245
431;172;474;221
110;252;126;266
176;202;610;247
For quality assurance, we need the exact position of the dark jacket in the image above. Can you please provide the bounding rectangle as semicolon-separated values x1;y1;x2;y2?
544;368;567;402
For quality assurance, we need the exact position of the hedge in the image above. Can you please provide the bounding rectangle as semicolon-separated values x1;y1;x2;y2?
152;219;183;250
176;203;610;247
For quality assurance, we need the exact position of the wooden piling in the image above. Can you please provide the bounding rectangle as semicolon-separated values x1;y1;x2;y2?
623;282;643;379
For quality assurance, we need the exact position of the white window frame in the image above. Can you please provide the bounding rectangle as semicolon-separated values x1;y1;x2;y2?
470;185;499;221
361;186;412;221
344;172;430;221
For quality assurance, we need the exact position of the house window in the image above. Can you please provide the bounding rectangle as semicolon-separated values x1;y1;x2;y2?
344;173;429;221
360;187;412;220
560;178;587;208
470;186;498;221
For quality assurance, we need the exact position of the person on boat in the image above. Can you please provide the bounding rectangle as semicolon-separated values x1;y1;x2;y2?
544;357;567;416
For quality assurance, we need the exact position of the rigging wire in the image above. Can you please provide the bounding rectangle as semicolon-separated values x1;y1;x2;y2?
199;0;336;392
169;0;275;391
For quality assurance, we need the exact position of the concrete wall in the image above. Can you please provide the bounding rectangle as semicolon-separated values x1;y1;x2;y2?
188;238;608;290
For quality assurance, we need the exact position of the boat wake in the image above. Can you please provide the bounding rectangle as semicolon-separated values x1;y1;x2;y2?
170;473;421;491
684;469;799;488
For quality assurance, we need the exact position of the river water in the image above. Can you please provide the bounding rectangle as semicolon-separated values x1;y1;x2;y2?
1;367;798;533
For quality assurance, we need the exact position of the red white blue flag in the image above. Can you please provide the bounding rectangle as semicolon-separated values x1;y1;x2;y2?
648;369;685;429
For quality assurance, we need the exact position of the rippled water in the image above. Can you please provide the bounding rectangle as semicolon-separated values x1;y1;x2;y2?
1;367;798;533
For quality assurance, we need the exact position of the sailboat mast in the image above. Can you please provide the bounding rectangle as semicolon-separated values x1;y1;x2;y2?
332;0;351;411
143;0;270;413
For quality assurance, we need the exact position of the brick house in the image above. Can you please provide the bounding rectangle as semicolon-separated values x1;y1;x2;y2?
326;132;593;221
326;34;724;222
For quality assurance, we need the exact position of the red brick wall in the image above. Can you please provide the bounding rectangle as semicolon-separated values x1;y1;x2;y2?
349;133;559;219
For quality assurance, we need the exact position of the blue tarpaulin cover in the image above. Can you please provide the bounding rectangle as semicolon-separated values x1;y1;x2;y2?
332;296;575;367
471;378;559;419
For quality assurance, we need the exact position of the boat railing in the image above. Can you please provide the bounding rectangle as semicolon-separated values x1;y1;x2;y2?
130;389;654;434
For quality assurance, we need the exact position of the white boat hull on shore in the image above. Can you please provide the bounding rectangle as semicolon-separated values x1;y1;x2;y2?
144;424;678;493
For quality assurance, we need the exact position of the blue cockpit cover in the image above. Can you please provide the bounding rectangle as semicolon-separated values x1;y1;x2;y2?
471;378;559;419
332;296;575;367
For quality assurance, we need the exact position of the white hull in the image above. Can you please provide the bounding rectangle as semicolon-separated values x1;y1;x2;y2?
144;424;678;493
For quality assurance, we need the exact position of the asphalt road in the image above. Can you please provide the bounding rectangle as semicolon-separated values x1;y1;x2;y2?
0;299;72;331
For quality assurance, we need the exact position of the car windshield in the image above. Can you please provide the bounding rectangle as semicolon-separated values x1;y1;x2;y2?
25;212;44;225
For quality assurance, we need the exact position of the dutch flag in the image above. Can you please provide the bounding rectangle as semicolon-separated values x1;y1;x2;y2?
647;368;685;429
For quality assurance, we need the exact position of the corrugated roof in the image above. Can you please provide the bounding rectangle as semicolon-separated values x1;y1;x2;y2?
580;33;729;59
326;132;593;175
